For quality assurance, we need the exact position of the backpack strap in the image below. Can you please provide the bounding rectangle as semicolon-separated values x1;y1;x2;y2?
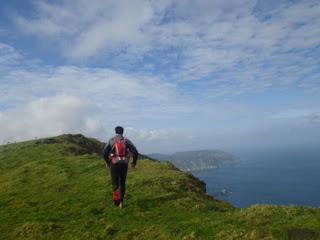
108;141;116;161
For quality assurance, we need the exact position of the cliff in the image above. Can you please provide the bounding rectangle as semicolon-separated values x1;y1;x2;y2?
150;150;237;171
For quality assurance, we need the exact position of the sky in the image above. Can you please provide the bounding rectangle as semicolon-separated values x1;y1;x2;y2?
0;0;319;153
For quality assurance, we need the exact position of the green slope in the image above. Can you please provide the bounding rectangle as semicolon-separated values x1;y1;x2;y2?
0;134;319;240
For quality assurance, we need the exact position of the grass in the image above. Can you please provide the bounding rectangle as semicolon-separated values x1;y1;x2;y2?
0;134;319;239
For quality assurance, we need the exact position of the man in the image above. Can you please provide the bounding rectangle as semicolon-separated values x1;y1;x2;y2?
103;126;138;209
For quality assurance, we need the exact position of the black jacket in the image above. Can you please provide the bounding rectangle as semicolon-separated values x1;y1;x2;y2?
103;134;138;167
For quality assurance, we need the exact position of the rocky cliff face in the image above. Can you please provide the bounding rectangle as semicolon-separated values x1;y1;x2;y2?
150;150;238;171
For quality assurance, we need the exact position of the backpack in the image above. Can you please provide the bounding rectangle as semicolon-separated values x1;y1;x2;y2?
110;136;130;164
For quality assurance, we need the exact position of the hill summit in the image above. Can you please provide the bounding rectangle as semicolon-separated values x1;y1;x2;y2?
0;134;319;239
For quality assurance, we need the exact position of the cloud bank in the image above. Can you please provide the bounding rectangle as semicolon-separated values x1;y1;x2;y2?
0;95;104;143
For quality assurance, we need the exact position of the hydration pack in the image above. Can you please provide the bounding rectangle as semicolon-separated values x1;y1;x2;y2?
110;136;130;164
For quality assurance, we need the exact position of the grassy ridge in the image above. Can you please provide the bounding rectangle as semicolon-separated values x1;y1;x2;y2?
0;134;319;239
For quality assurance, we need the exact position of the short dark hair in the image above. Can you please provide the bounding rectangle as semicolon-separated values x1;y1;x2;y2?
115;126;124;134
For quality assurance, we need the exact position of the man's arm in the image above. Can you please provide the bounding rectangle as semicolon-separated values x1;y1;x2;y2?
103;140;112;167
126;139;138;166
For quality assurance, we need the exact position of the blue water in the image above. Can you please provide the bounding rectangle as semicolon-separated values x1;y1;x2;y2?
192;148;320;208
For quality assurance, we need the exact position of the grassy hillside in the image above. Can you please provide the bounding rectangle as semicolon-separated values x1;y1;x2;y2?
0;134;319;240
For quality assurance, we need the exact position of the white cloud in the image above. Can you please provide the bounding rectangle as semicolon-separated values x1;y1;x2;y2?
0;43;22;66
125;127;194;142
0;95;105;144
0;93;197;151
13;0;320;95
270;108;320;119
0;63;184;120
15;0;157;59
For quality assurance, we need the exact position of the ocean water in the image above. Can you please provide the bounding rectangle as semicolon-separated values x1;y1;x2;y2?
191;148;320;208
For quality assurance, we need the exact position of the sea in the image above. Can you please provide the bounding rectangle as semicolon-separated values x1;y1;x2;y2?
191;147;320;208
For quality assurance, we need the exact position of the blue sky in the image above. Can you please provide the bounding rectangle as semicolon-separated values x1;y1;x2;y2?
0;0;319;153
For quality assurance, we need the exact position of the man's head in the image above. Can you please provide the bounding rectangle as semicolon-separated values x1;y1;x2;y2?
115;126;124;135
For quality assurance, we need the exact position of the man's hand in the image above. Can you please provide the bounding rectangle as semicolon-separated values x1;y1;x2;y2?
105;163;110;170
